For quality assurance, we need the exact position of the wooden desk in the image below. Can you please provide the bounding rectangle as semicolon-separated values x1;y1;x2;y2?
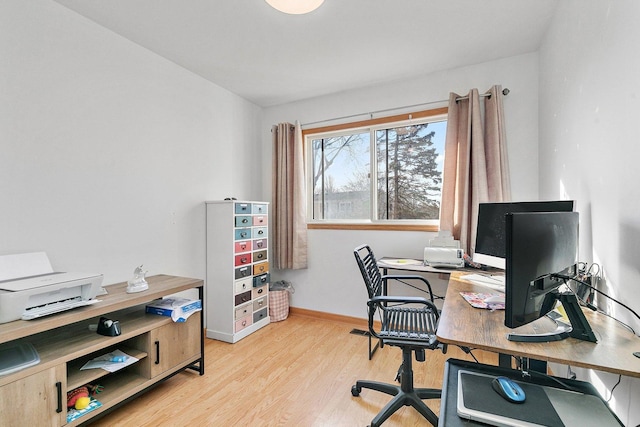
436;272;640;378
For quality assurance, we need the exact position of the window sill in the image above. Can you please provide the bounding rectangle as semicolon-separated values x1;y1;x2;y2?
307;223;439;232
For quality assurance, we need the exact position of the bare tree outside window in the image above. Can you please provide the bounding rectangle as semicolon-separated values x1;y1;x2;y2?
308;113;446;224
312;133;370;220
376;122;444;220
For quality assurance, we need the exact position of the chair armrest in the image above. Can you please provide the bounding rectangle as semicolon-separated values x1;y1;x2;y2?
381;274;437;302
369;295;430;304
368;295;439;317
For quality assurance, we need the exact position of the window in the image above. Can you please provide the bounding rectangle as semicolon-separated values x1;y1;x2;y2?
305;108;447;230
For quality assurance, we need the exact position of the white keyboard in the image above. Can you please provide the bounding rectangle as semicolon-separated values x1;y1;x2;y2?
22;298;100;320
460;273;506;293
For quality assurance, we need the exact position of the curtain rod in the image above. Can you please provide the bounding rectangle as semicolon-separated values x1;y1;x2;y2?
301;87;510;128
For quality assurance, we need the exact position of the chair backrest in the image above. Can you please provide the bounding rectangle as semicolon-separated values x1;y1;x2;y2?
354;244;384;299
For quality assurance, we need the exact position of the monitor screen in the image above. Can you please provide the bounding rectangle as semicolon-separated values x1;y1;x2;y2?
473;200;575;269
504;211;579;329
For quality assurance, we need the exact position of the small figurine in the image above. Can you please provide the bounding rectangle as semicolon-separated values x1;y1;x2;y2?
126;265;149;293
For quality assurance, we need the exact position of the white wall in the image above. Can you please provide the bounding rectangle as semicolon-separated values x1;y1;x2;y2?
262;53;541;318
0;1;262;286
539;1;640;424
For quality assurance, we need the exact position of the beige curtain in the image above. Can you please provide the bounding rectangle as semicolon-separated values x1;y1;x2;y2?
440;85;511;254
272;121;308;269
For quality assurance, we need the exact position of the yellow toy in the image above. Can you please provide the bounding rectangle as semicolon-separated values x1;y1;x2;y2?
67;384;103;410
74;396;91;410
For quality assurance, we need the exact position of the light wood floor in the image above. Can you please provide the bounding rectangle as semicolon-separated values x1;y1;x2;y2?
89;314;497;426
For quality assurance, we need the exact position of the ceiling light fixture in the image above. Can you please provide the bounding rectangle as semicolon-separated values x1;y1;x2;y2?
265;0;325;15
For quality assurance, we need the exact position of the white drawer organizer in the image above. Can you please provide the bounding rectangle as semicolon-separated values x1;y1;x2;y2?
205;200;270;343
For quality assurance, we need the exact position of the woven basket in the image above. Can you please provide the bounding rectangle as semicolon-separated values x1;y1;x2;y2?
269;290;290;322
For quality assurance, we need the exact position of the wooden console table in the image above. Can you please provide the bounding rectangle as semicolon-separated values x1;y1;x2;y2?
0;274;204;426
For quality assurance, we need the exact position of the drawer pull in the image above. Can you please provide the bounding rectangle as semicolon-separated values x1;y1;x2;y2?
155;340;160;365
241;257;248;263
258;288;263;294
256;242;263;248
56;381;63;413
240;232;248;238
242;218;248;223
258;230;264;235
257;254;263;259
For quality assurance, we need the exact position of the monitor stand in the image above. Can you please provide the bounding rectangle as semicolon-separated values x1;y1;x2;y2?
507;292;597;343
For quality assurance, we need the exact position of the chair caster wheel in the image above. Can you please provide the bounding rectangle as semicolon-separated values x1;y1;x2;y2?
351;385;361;396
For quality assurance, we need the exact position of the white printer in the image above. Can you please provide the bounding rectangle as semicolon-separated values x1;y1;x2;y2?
423;231;465;268
423;247;464;268
0;252;103;324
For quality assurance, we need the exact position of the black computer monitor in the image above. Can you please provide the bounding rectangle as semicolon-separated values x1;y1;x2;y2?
504;211;596;342
473;200;575;269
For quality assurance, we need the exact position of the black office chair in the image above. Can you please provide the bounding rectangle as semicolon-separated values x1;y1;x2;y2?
351;244;445;427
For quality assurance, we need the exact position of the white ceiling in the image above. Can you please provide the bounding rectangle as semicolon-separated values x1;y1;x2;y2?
54;0;559;107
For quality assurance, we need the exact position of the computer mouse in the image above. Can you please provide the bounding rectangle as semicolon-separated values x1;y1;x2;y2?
483;295;505;304
492;376;526;403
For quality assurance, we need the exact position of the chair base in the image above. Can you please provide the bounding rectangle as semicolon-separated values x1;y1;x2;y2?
351;381;440;426
352;347;440;426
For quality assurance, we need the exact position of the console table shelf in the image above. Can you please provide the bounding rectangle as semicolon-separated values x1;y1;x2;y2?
66;346;147;391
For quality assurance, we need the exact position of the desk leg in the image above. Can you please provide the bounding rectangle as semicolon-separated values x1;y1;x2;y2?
498;353;511;368
520;357;547;373
498;354;547;373
369;334;381;360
